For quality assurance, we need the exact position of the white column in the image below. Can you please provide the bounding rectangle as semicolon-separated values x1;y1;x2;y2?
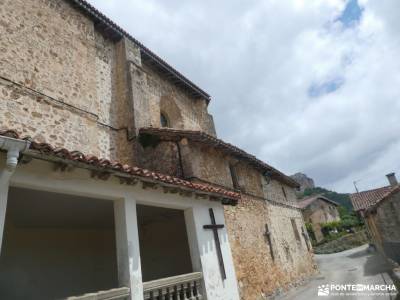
114;196;143;300
0;167;13;254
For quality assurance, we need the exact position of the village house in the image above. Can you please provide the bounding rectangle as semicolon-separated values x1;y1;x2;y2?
0;0;316;299
350;173;400;265
298;195;340;243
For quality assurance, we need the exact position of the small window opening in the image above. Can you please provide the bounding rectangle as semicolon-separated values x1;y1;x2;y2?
229;164;240;190
160;112;169;128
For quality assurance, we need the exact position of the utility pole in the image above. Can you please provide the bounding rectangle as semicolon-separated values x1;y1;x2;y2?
353;180;360;193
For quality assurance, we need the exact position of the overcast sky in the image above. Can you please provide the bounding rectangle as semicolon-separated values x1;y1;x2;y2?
88;0;400;193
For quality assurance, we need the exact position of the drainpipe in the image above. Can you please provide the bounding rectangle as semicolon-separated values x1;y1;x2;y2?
0;136;31;253
0;136;31;172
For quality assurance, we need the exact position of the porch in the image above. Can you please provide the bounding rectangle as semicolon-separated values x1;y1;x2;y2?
0;151;240;300
0;187;204;300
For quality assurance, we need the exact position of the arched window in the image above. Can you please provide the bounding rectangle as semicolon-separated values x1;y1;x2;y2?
160;112;169;127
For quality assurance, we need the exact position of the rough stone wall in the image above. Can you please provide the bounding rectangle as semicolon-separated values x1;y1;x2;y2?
0;0;134;164
136;137;317;299
1;0;96;111
376;192;400;243
1;0;217;166
225;174;316;300
129;61;216;135
187;143;234;187
365;214;384;254
302;200;341;242
235;163;263;196
138;141;182;177
262;178;297;205
267;204;315;284
224;195;316;300
373;193;400;263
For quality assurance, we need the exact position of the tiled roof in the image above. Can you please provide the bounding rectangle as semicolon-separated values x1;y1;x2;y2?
65;0;210;102
365;185;400;212
297;195;339;210
350;186;395;211
0;129;239;204
139;127;299;188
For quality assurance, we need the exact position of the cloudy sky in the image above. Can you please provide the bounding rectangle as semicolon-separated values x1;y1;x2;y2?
89;0;400;193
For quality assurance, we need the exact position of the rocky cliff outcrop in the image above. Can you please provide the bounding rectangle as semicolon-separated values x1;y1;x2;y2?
290;173;315;192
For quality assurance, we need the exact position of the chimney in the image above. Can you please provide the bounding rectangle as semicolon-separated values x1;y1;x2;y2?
386;172;398;187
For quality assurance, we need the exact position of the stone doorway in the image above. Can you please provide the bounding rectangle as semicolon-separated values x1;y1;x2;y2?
137;204;193;282
0;187;119;300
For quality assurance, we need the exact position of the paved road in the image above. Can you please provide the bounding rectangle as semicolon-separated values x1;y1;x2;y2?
278;244;398;300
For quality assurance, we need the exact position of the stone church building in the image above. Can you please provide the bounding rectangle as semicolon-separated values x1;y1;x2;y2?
0;0;316;299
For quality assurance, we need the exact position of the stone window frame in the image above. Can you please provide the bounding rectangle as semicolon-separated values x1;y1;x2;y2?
160;112;170;128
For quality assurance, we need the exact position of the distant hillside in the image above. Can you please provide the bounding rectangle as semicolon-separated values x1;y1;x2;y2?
298;187;353;211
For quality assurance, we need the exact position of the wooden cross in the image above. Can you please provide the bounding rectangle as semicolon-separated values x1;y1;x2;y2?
203;208;226;280
264;224;275;261
301;227;311;251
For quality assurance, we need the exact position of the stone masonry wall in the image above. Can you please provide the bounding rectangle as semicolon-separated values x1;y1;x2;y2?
225;174;315;300
376;192;400;243
1;2;316;298
374;192;400;263
187;142;234;187
138;141;182;177
235;162;264;197
178;141;317;299
302;200;341;242
225;195;316;300
128;60;216;135
263;178;297;205
0;0;134;164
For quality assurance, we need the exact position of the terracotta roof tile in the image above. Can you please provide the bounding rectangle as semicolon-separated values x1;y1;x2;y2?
0;129;239;204
139;127;299;188
350;186;395;211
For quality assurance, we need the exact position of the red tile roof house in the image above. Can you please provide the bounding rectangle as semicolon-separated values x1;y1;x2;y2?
0;0;316;299
350;173;400;265
298;195;340;243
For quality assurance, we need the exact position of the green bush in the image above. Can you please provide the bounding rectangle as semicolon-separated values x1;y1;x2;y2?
305;222;317;243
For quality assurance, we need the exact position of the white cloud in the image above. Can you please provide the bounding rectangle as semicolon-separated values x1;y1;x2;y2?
88;0;400;192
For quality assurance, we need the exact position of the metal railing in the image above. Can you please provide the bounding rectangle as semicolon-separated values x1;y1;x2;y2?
143;272;203;300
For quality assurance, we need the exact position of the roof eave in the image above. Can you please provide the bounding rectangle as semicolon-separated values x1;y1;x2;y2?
23;149;238;205
139;127;299;188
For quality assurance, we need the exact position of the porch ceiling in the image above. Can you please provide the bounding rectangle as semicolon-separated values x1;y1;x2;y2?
8;187;114;229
